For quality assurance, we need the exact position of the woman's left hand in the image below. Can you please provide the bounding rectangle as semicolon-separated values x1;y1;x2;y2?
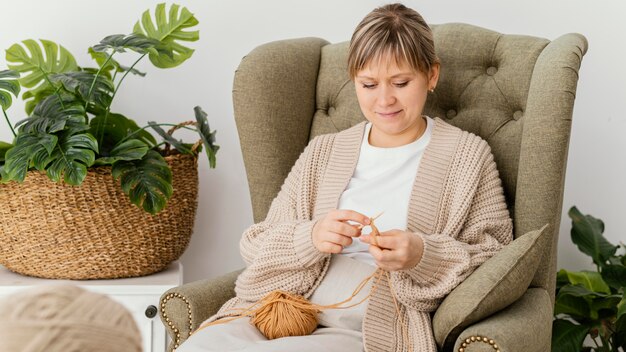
360;229;424;271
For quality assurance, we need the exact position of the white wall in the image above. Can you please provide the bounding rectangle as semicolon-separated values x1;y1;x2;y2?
1;0;624;283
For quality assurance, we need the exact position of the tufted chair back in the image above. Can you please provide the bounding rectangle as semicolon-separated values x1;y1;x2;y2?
233;23;586;301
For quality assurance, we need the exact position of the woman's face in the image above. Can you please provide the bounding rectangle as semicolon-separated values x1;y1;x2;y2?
354;55;439;148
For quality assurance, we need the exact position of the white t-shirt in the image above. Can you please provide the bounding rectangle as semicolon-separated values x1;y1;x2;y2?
337;117;433;266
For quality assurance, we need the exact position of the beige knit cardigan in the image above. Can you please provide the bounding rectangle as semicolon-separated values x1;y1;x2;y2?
207;118;513;352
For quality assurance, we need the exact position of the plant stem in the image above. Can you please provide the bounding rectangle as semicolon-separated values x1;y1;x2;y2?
39;67;65;110
2;108;16;137
85;52;115;112
112;53;146;101
98;53;147;147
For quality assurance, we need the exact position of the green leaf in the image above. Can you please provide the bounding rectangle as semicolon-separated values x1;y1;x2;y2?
49;71;114;111
561;270;612;295
618;295;626;320
92;33;160;55
133;3;199;68
557;269;571;291
6;39;78;112
15;95;86;135
589;294;622;320
554;292;590;318
112;150;173;214
551;319;588;352
88;48;146;77
569;206;617;267
148;121;191;153
89;113;156;155
557;283;621;320
194;106;219;168
3;133;58;181
0;69;21;110
45;133;98;185
21;82;59;115
558;284;607;298
601;264;626;290
95;139;148;165
0;141;13;162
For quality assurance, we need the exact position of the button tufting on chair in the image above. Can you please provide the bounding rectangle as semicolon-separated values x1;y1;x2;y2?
513;110;523;120
486;66;498;75
446;109;457;119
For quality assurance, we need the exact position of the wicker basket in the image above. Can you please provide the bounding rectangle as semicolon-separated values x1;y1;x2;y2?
0;153;198;279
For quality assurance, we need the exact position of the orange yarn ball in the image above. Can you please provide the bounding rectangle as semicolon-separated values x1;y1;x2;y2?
251;290;320;340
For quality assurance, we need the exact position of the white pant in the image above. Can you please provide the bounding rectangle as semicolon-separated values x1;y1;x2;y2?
178;255;376;352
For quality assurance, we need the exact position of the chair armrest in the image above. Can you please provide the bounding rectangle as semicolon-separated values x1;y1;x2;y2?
453;288;553;352
160;269;243;351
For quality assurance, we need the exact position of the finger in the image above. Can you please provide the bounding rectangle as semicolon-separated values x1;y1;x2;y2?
328;221;361;237
369;235;400;250
319;242;343;254
321;231;353;248
378;229;404;236
376;230;413;248
368;243;386;263
329;209;370;226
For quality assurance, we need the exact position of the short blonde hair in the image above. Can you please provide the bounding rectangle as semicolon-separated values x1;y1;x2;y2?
347;3;439;78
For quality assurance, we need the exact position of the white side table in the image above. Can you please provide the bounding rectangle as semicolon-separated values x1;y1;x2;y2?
0;261;182;352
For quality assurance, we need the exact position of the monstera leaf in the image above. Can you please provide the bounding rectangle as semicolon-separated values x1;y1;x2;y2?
6;39;78;112
133;3;199;68
95;139;149;165
3;133;58;181
112;150;173;214
21;83;59;115
44;132;98;185
194;106;219;168
148;121;191;153
90;112;156;156
15;95;86;135
0;69;21;110
92;33;160;55
0;141;14;163
50;71;114;111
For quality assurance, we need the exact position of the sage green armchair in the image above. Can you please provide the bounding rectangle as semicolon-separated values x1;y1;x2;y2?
160;23;587;351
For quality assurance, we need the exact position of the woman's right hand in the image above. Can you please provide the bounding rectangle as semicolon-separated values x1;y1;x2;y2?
311;209;370;254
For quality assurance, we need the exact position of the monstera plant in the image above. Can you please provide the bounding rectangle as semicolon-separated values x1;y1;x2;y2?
552;207;626;352
0;3;218;215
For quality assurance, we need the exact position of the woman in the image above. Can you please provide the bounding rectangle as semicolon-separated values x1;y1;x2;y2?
179;3;512;351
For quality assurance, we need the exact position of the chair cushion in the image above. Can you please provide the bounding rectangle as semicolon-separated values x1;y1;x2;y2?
432;224;548;350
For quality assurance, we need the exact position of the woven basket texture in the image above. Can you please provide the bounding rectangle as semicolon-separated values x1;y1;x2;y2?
0;153;198;279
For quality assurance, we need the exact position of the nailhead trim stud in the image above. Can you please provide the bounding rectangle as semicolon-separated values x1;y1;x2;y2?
458;335;500;352
161;292;193;351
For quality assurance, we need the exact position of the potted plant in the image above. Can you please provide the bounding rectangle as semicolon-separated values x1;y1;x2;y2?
0;3;219;279
552;207;626;352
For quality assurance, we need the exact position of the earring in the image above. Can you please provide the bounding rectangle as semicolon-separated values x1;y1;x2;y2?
429;88;435;93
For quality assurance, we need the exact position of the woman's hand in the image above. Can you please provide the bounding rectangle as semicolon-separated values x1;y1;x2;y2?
312;209;370;254
360;229;424;271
